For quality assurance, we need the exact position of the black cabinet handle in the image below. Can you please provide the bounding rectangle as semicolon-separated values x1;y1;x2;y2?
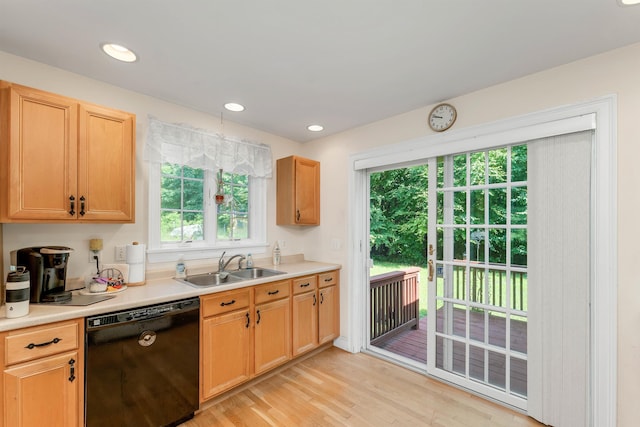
313;293;317;306
256;309;261;324
245;312;250;328
300;283;310;288
320;292;324;304
267;290;280;295
79;196;86;216
296;209;301;222
68;358;76;382
220;299;236;307
324;277;333;282
69;195;75;216
25;337;61;349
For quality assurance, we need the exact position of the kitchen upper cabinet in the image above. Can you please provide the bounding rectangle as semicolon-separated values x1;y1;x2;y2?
276;155;320;225
0;81;135;223
1;319;84;427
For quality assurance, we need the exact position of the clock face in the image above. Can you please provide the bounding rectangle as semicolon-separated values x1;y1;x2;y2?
429;103;457;132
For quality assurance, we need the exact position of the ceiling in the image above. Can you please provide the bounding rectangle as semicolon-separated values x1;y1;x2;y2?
1;1;640;142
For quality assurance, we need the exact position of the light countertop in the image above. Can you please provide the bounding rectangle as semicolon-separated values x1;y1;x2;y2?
0;259;341;332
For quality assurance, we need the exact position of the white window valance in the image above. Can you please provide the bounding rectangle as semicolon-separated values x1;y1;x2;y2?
145;116;273;178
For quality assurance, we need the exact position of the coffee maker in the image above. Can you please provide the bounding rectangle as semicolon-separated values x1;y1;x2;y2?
12;246;74;303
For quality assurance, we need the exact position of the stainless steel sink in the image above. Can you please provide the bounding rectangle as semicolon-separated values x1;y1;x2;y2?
229;267;285;280
181;272;243;287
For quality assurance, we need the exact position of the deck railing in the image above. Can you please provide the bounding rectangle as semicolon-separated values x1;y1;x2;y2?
370;268;420;344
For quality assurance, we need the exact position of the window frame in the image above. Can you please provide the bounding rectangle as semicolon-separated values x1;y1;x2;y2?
147;163;268;263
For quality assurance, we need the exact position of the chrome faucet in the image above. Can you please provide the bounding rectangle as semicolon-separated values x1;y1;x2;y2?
218;251;246;272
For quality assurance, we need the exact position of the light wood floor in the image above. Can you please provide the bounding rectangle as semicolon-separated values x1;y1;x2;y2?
182;347;542;427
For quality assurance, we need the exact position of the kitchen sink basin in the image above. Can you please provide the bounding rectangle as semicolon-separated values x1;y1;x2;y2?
181;272;243;287
229;267;285;280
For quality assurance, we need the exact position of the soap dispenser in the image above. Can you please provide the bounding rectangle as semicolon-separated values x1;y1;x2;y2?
272;241;281;266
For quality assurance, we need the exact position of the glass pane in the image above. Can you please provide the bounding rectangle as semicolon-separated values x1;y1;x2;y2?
488;351;506;390
487;269;507;308
183;179;203;211
183;212;204;241
437;157;445;188
453;154;467;187
183;166;203;179
511;229;527;267
469;345;485;383
217;211;231;240
489;188;507;224
452;267;466;300
511;314;527;353
161;211;182;242
511;272;528;312
233;215;249;239
469;152;485;186
453;228;466;261
469;229;485;262
511;186;527;225
161;176;181;209
454;191;466;224
510;357;527;397
436;191;444;224
489;228;506;264
161;163;182;176
488;311;506;348
511;144;527;182
436;337;466;376
436;227;444;261
469;267;485;303
470;190;485;225
488;148;507;184
469;308;486;343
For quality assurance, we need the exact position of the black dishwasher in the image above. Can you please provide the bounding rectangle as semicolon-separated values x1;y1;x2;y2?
85;297;199;427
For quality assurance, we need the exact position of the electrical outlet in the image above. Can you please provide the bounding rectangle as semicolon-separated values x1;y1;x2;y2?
115;245;127;262
89;251;101;263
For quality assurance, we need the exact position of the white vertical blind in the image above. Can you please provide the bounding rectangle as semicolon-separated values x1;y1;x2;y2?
528;130;592;426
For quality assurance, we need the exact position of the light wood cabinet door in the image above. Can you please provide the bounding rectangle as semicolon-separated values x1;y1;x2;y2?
1;83;78;221
78;103;135;221
276;155;320;225
292;290;318;356
318;285;339;345
254;298;291;375
201;309;252;400
4;351;82;427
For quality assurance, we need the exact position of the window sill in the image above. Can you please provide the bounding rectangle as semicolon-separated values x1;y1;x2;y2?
147;241;269;264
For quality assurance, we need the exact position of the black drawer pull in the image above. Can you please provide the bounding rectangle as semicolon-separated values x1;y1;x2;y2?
300;283;310;288
267;290;280;295
220;299;236;307
68;358;76;382
324;277;333;282
25;337;62;349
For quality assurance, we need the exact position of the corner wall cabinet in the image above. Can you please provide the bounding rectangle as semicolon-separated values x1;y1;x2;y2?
0;81;135;223
200;269;339;401
0;318;85;427
276;155;320;225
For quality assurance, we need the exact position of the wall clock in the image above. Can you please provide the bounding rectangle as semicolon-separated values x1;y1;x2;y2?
428;103;457;132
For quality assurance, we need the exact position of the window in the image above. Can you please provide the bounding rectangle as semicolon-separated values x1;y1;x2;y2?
148;163;267;263
145;117;272;263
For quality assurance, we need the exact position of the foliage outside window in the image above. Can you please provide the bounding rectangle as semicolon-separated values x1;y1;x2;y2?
216;172;249;241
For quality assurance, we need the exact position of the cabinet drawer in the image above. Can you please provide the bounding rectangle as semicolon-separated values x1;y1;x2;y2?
5;320;80;366
318;270;339;288
292;275;317;295
254;280;291;304
201;288;251;317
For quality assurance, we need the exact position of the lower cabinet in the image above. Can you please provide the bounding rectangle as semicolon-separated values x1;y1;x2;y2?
1;319;84;427
200;269;340;402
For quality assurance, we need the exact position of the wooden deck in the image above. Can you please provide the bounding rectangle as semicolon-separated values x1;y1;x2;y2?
372;308;527;396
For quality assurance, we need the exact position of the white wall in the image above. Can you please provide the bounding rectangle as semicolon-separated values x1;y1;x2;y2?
303;42;640;425
3;41;640;424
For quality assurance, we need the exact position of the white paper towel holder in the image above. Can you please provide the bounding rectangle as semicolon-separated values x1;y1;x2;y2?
127;241;146;286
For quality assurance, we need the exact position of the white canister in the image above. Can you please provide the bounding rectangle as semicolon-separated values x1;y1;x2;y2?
5;267;30;318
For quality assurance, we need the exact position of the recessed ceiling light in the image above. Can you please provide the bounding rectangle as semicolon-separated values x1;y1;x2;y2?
618;0;640;5
307;125;324;132
224;103;245;112
101;43;137;62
